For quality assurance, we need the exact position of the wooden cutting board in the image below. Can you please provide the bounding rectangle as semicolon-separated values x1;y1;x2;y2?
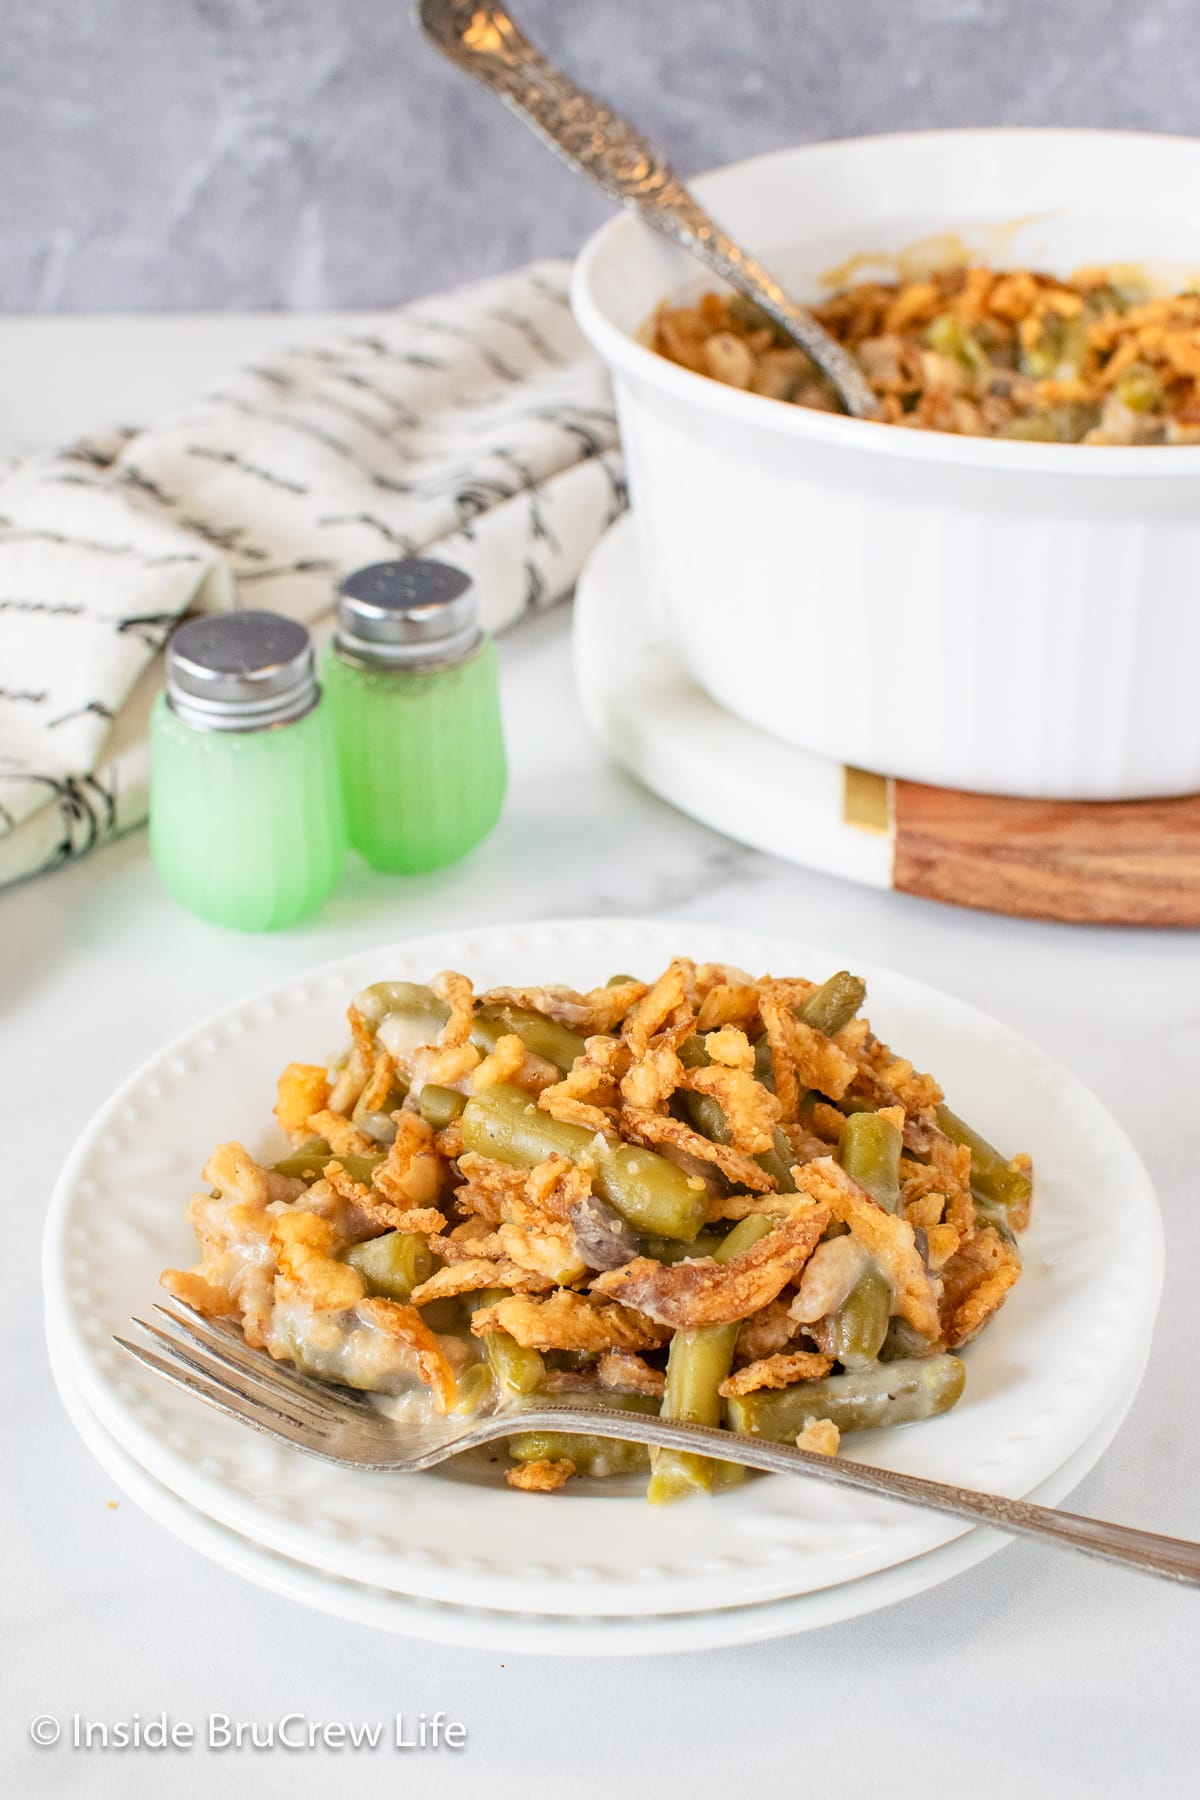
891;782;1200;925
577;516;1200;928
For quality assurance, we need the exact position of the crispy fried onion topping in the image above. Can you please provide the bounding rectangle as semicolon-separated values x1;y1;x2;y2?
357;1296;458;1412
597;1350;665;1398
410;1257;552;1303
681;1057;780;1154
324;1160;446;1239
452;1151;527;1226
939;1224;1022;1346
329;1009;373;1113
354;1048;401;1117
903;1136;976;1237
621;1105;777;1192
472;1034;526;1089
791;1158;940;1340
620;1036;686;1112
706;1192;791;1223
367;1112;443;1219
271;1211;364;1312
407;1040;481;1095
758;986;857;1115
495;1152;594;1284
159;1268;241;1319
305;1110;376;1158
471;1290;669;1353
275;1063;331;1140
796;1418;840;1457
591;1205;829;1328
506;1458;575;1492
431;970;476;1048
477;978;649;1037
695;982;762;1033
733;1296;799;1364
205;1141;304;1212
621;959;694;1056
429;1220;506;1263
537;1033;628;1134
719;1349;834;1397
850;1041;943;1150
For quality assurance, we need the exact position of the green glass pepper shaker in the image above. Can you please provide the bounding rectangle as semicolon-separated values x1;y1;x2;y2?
150;611;345;930
322;558;507;873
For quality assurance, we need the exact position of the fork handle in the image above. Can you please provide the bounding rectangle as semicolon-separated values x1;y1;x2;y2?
415;0;878;418
475;1407;1200;1588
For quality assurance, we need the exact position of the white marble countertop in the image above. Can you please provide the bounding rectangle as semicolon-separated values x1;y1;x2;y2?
2;316;1197;1799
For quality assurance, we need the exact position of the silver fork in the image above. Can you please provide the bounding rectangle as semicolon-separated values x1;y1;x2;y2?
415;0;879;419
116;1305;1200;1587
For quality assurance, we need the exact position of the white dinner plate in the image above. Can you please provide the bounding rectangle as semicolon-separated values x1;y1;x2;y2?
47;1318;1151;1656
43;918;1163;1619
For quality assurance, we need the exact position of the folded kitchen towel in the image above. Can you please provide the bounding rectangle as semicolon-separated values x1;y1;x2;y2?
0;259;624;887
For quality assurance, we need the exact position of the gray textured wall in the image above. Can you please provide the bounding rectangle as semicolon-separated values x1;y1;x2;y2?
2;0;1196;312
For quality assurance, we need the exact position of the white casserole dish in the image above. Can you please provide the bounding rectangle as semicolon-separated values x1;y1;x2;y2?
572;129;1200;800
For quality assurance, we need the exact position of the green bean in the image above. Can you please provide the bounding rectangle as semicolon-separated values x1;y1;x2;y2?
342;1230;433;1301
757;1129;799;1193
419;1084;467;1130
357;982;585;1072
880;1317;941;1362
508;1391;660;1477
678;1041;797;1193
472;1003;585;1072
796;970;866;1038
970;1194;1020;1251
478;1288;546;1398
838;1109;902;1213
419;1296;465;1335
460;1085;707;1240
725;1354;965;1440
352;1071;410;1132
648;1215;773;1503
832;1267;892;1368
352;1110;400;1146
998;403;1100;443
936;1104;1032;1217
640;1230;727;1265
1019;311;1086;380
355;980;449;1036
273;1145;386;1185
1115;363;1163;413
272;1138;330;1180
452;1361;495;1415
925;313;990;378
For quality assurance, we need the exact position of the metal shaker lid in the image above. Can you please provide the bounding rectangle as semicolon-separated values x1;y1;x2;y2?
166;610;318;731
334;559;480;669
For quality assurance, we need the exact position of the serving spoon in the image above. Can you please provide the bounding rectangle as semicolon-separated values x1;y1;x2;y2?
416;0;879;419
116;1300;1200;1588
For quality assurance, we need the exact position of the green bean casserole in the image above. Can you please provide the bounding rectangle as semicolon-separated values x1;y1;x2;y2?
163;960;1032;1498
649;269;1200;443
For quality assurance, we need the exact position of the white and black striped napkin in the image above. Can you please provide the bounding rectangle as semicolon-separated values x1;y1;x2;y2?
0;259;624;887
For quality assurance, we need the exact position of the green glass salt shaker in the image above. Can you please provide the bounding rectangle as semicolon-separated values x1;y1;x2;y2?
150;611;345;930
322;559;507;872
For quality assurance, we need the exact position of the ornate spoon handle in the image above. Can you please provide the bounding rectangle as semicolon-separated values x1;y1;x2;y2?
417;0;879;418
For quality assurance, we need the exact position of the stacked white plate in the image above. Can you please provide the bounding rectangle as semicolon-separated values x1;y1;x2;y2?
43;919;1163;1655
